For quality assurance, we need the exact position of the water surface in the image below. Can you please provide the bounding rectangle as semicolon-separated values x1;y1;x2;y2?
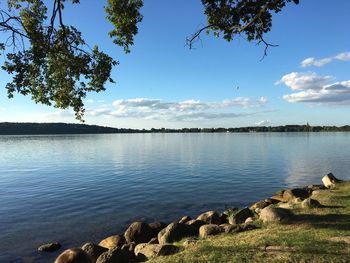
0;133;349;262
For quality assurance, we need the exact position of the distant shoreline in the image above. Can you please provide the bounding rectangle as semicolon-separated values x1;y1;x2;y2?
1;122;350;135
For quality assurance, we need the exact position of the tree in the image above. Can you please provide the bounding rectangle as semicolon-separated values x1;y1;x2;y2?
0;0;299;120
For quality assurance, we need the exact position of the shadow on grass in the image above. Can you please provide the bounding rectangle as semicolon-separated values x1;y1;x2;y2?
321;205;346;209
292;213;350;231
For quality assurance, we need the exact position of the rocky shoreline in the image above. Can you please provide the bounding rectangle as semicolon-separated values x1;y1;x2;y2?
40;173;341;263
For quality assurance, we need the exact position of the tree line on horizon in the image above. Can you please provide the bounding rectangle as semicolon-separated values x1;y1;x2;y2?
1;122;350;135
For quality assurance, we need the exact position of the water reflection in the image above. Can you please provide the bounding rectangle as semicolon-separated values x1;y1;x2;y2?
0;133;349;262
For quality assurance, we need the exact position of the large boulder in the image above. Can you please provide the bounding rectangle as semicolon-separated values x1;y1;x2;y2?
245;217;254;224
250;200;271;210
220;224;241;234
158;222;197;244
38;242;61;252
134;243;178;259
98;235;125;249
301;198;323;209
124;222;153;244
270;190;285;202
265;198;281;205
186;219;206;230
148;237;159;244
81;243;108;263
199;224;223;238
148;221;167;237
120;242;136;257
96;248;130;263
219;213;228;224
228;207;254;224
322;173;341;188
259;207;293;223
283;188;310;201
197;211;221;225
178;216;192;224
54;248;92;263
222;208;239;217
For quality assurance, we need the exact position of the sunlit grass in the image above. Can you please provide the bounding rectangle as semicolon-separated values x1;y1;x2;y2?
150;182;350;263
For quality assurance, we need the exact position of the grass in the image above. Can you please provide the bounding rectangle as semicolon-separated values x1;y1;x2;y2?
150;182;350;263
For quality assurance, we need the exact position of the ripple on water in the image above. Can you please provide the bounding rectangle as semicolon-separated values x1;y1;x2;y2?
1;133;350;262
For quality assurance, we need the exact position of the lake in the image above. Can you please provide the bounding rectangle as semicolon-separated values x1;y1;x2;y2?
0;133;349;262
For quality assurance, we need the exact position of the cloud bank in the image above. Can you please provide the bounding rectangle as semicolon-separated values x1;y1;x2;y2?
279;72;350;105
85;97;268;121
301;51;350;67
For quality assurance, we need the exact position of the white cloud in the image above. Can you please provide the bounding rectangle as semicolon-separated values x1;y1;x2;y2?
300;51;350;67
301;57;332;67
85;96;268;121
84;99;94;104
87;108;111;117
255;120;270;126
335;52;350;61
277;72;332;90
280;72;350;105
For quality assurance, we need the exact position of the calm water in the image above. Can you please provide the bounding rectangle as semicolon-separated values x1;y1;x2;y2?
0;133;349;262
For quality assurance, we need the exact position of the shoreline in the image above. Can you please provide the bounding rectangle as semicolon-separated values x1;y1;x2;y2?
45;173;345;263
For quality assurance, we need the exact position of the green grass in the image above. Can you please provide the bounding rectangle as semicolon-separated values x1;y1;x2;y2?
150;182;350;263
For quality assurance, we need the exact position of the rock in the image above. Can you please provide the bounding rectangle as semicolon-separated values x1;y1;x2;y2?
228;207;254;224
260;207;293;223
322;173;341;188
148;237;159;244
54;248;92;263
222;208;239;217
272;190;285;200
293;197;303;203
197;211;221;225
219;213;228;224
96;248;130;263
38;242;61;252
124;222;153;244
134;243;178;259
98;235;125;250
278;202;294;209
270;195;285;202
250;200;271;210
254;208;262;215
148;221;167;236
178;216;192;224
120;242;136;255
245;217;254;224
158;222;197;244
283;188;310;201
301;198;322;209
81;243;108;263
199;224;223;238
220;224;241;234
186;219;206;230
265;198;281;205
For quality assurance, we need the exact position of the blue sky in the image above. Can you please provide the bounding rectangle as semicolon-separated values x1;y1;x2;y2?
1;0;350;129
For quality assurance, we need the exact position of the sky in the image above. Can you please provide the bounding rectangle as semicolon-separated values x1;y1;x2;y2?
1;0;350;129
